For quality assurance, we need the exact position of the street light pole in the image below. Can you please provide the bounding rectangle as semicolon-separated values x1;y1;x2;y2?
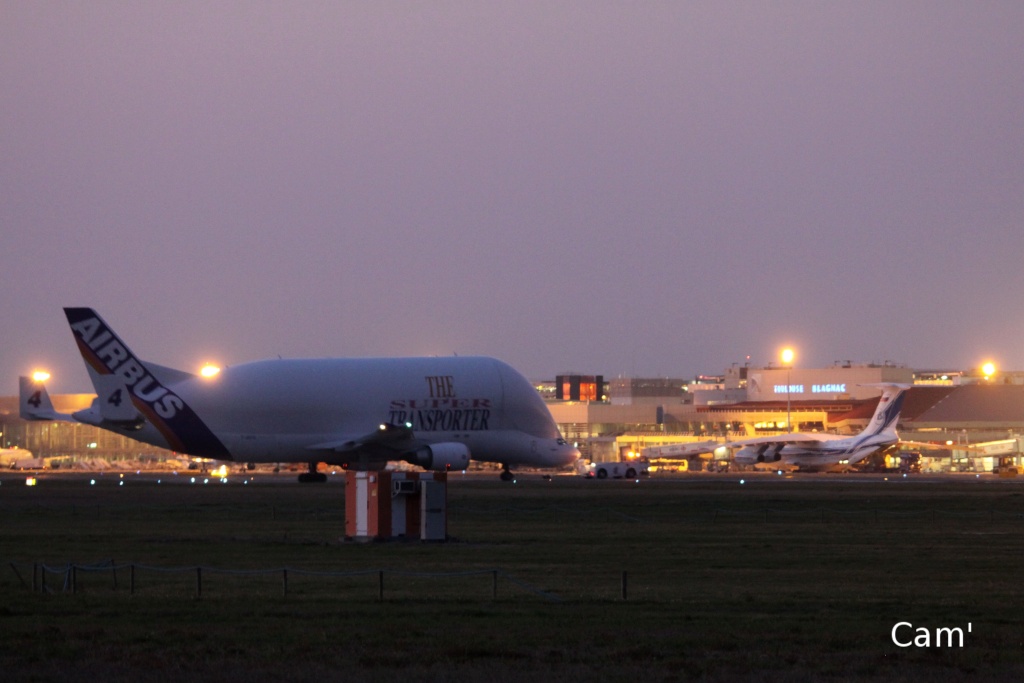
786;365;791;431
781;348;795;431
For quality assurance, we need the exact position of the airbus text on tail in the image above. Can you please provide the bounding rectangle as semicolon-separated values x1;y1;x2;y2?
65;308;230;457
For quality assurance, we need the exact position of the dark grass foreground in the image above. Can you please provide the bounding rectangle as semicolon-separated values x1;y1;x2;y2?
2;472;1024;681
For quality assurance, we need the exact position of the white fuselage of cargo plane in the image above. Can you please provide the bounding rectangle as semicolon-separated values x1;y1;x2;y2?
167;356;571;467
735;432;900;472
61;308;579;475
730;384;909;472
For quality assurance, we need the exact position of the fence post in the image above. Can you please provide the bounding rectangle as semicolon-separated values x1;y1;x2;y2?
70;565;76;595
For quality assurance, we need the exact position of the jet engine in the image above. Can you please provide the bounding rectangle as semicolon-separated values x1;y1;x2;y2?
734;447;760;465
410;442;471;471
735;444;784;464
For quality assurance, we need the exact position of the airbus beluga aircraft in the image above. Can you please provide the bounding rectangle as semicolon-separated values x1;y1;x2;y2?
45;308;579;481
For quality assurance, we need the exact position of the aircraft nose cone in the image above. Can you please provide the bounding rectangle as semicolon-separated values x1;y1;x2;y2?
561;444;581;465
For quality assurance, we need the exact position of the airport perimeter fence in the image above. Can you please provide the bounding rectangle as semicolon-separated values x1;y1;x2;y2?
7;560;569;602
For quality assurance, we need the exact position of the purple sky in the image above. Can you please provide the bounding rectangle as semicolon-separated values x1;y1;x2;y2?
3;2;1024;394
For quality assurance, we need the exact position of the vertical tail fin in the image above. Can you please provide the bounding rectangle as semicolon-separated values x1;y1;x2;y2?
63;308;229;458
19;375;70;421
860;384;910;437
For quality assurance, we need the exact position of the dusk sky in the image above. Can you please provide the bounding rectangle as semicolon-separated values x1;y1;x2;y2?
3;2;1023;394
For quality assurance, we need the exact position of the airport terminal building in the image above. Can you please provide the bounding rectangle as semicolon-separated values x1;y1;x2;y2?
544;363;1024;471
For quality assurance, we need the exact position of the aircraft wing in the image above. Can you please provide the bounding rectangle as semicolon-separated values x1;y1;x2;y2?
724;433;843;450
307;423;418;456
642;441;720;459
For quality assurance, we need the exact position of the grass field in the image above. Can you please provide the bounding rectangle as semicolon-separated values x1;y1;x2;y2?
2;471;1024;681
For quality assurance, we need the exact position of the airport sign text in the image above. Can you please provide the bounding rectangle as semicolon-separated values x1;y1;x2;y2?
773;383;846;395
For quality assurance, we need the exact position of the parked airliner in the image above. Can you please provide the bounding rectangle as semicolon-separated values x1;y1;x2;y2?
729;384;910;471
35;308;579;481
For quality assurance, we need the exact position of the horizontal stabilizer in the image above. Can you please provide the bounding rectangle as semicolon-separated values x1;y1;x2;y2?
94;374;143;423
19;376;73;421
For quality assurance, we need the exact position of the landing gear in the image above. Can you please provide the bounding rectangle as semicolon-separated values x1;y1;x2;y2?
500;464;514;482
298;461;327;483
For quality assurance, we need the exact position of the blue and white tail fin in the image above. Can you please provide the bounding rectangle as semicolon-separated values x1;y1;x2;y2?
63;308;229;458
19;375;72;421
859;384;910;438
